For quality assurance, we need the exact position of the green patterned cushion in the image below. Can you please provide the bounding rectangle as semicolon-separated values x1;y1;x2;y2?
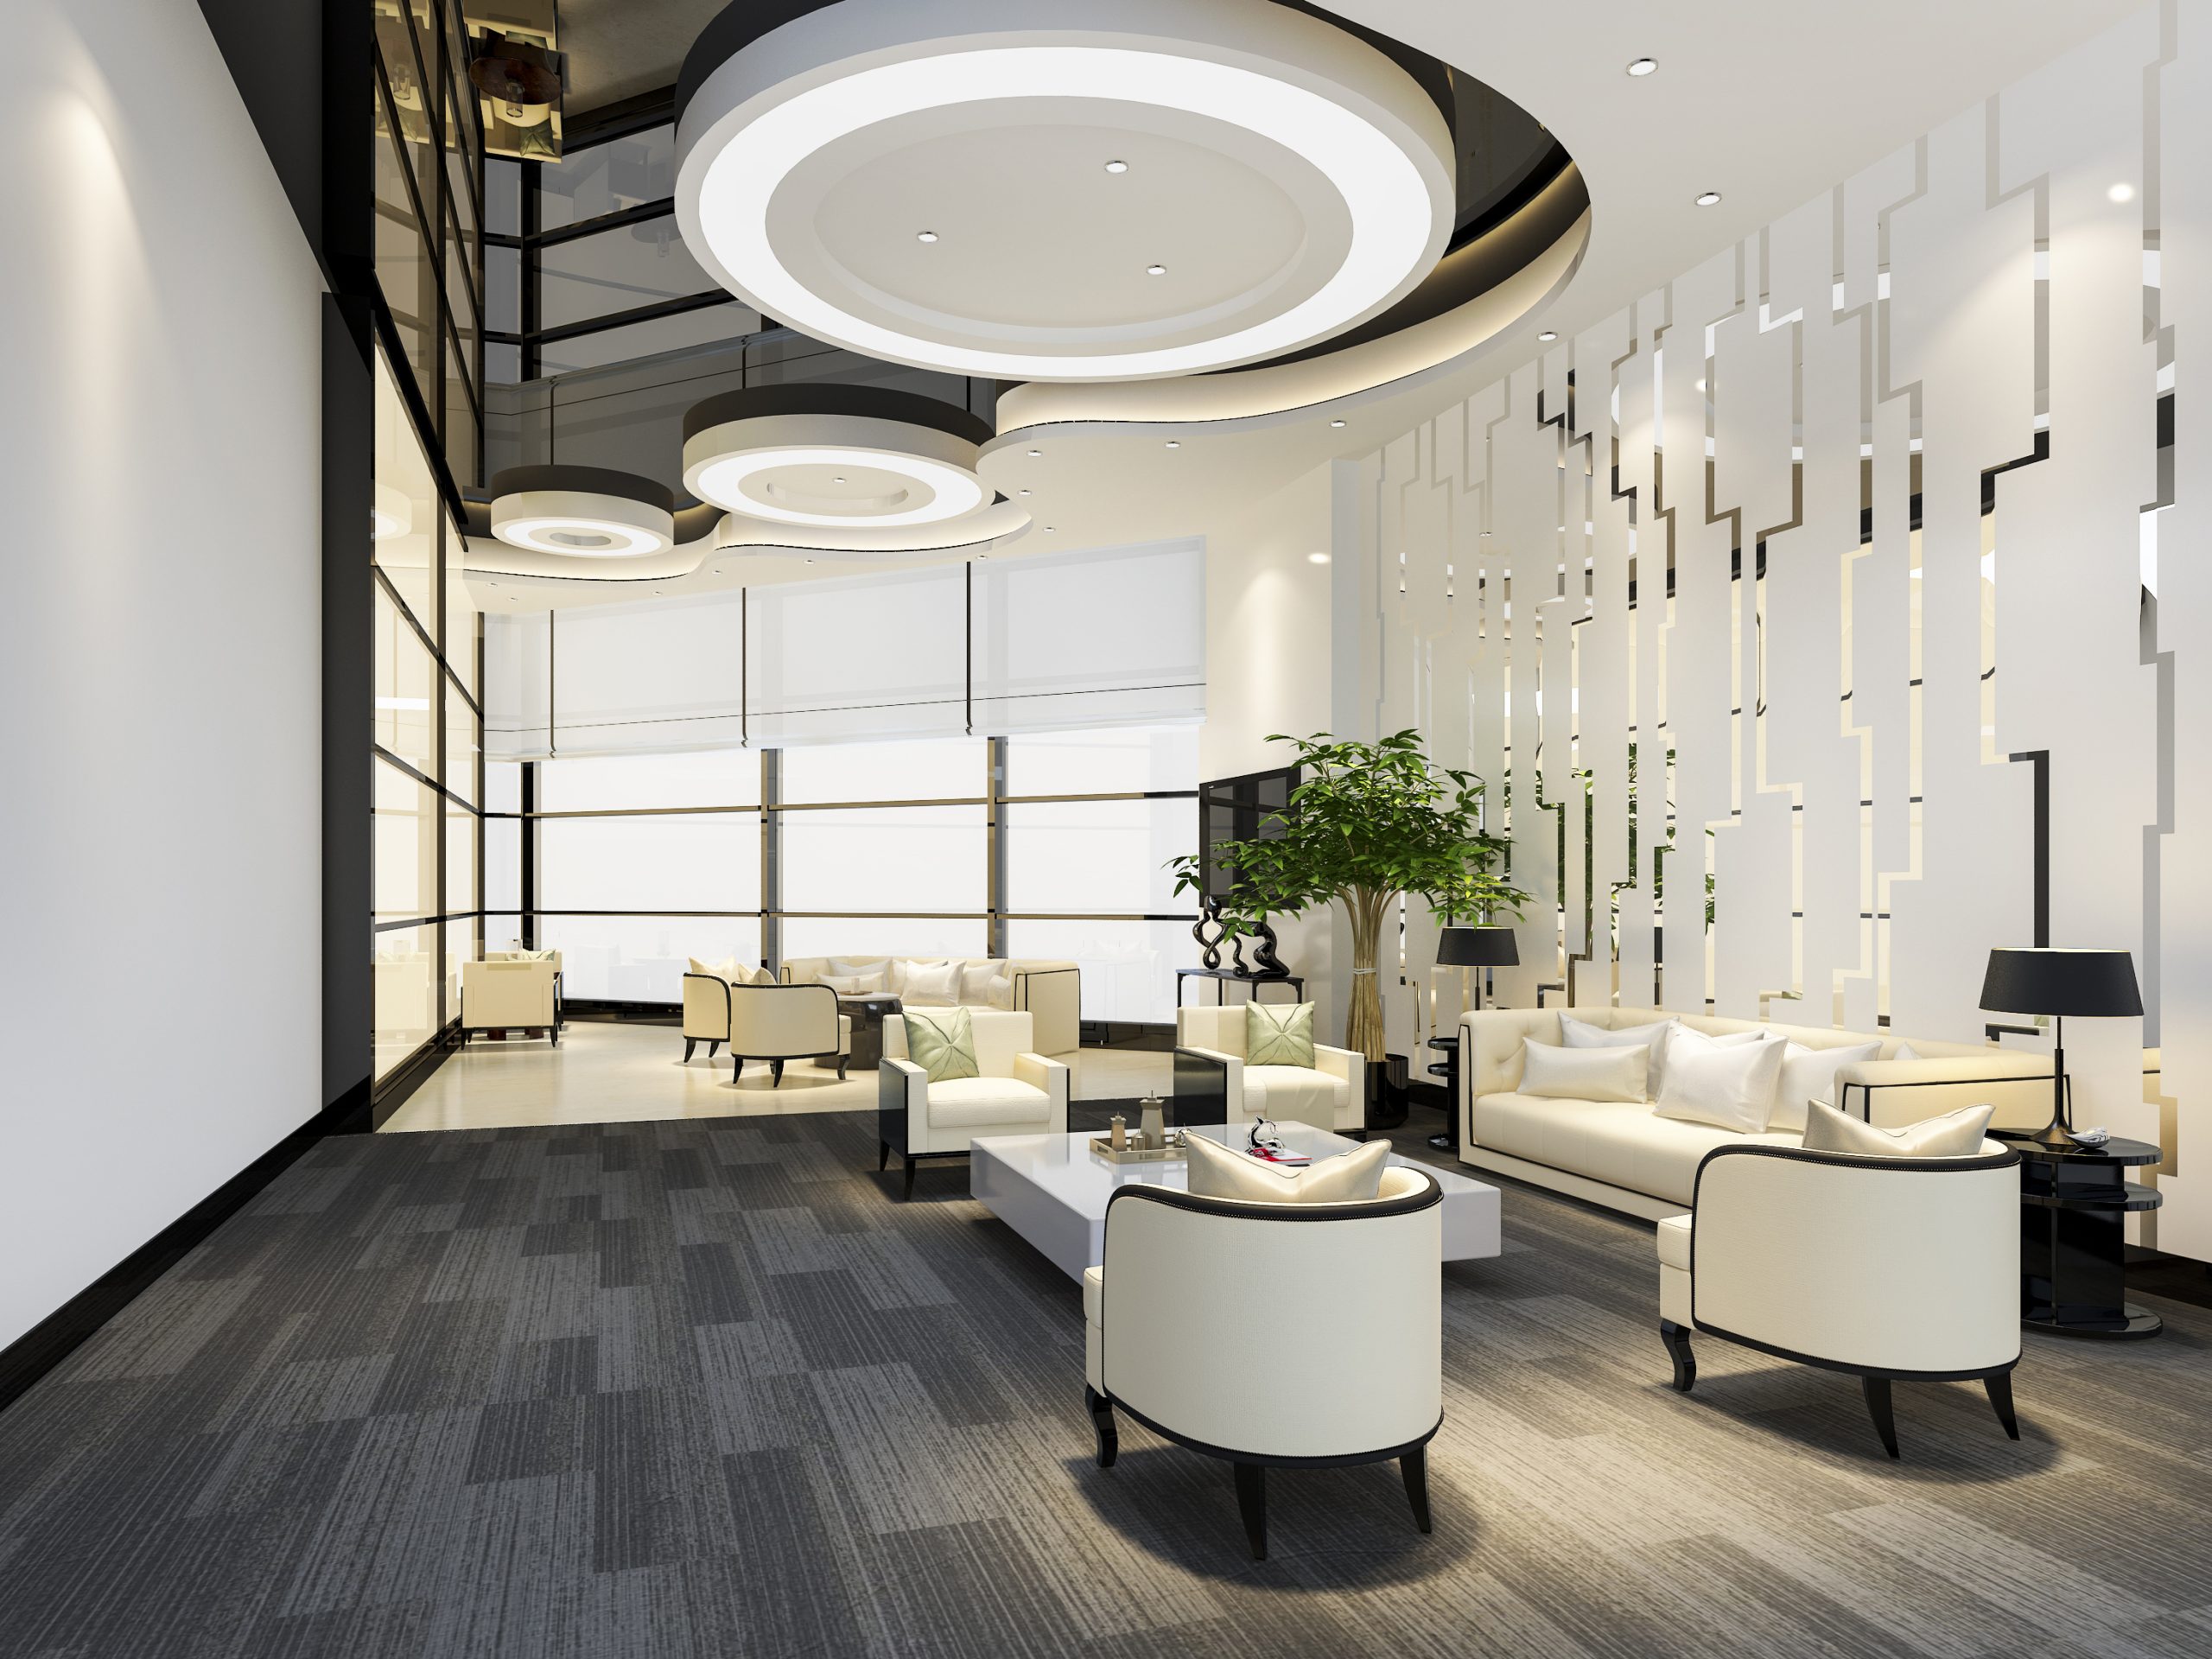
902;1007;979;1084
1244;1001;1316;1068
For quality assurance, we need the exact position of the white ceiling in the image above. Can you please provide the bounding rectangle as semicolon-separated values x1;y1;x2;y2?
481;0;2146;610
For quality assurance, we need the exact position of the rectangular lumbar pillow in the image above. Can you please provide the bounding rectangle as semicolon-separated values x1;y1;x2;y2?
1654;1033;1788;1132
1244;1001;1317;1068
1770;1039;1883;1131
959;958;1012;1008
1518;1040;1649;1103
1802;1097;1993;1158
1656;1024;1769;1098
901;1007;979;1083
900;959;963;1007
1185;1129;1388;1205
1559;1013;1675;1090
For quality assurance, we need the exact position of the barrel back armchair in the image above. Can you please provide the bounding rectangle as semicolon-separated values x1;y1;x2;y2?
1658;1140;2024;1458
1084;1166;1442;1559
683;975;850;1085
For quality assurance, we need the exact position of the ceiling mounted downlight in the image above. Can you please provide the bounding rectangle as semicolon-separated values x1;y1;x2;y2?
488;466;677;557
683;386;1020;554
674;0;1457;383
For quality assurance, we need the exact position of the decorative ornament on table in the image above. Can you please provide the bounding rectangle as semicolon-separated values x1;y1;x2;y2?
1139;1094;1168;1151
1192;898;1227;971
1245;918;1289;979
1244;1117;1312;1166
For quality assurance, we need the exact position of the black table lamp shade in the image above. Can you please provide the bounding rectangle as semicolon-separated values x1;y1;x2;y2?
1437;925;1518;969
1980;948;2143;1018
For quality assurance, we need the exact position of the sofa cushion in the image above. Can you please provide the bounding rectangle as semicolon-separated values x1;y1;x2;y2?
1771;1039;1882;1131
1560;1013;1677;1086
924;1076;1053;1129
1656;1032;1788;1132
901;960;963;1007
960;958;1013;1009
1472;1092;1799;1208
1802;1097;1994;1158
1185;1130;1388;1204
1244;1064;1349;1128
1521;1041;1649;1103
828;958;891;994
1245;1001;1317;1068
1655;1213;1694;1271
903;1007;979;1083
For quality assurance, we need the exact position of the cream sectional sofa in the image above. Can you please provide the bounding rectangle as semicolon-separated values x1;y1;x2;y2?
1458;1005;2054;1222
780;956;1082;1056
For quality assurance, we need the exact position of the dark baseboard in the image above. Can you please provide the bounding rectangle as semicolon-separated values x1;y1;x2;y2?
2126;1243;2212;1311
0;1084;371;1415
562;1000;681;1025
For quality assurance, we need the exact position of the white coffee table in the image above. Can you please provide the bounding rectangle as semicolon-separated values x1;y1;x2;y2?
970;1122;1503;1281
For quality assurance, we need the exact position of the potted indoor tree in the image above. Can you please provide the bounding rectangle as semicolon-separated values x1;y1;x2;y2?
1169;729;1528;1075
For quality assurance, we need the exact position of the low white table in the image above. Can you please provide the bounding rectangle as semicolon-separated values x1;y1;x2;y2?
971;1123;1503;1281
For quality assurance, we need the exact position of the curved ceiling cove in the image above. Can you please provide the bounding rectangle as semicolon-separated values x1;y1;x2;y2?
683;384;1029;555
675;0;1459;382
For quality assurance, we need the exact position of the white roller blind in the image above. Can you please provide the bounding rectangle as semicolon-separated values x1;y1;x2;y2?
971;538;1205;733
480;537;1205;756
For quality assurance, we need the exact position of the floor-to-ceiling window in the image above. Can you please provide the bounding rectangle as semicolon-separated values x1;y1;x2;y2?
493;728;1201;1025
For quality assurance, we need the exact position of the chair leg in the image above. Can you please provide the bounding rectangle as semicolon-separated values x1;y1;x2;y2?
1400;1446;1432;1535
1660;1320;1696;1393
683;1038;696;1064
878;1141;890;1172
1232;1463;1268;1561
707;1041;721;1058
1984;1370;2020;1440
1085;1386;1118;1468
837;1056;849;1080
732;1056;745;1084
903;1155;917;1200
771;1058;785;1087
1862;1375;1900;1459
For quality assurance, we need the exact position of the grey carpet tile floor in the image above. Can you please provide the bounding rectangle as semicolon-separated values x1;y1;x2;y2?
2;1108;2209;1659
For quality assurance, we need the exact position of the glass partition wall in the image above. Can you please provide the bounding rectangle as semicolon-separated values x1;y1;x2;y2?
482;728;1202;1026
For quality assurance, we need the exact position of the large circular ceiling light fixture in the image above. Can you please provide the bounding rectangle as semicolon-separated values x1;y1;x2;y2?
487;467;677;557
674;0;1456;383
683;385;1007;545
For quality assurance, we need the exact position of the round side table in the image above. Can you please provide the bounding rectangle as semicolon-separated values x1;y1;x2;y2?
1993;1130;2164;1339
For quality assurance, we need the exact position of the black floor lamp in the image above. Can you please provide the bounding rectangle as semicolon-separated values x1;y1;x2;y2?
1979;946;2144;1151
1432;925;1519;1152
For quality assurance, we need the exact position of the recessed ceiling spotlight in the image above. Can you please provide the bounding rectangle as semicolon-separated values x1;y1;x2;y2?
2108;181;2136;203
1694;191;1722;207
1146;264;1167;276
1027;448;1041;456
1165;440;1181;448
833;475;847;483
1626;58;1658;77
1019;487;1032;495
916;230;938;243
1331;418;1347;428
1538;330;1558;341
1045;525;1056;532
1307;552;1332;564
1104;159;1128;174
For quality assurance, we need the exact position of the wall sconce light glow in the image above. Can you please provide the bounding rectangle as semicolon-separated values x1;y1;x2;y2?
1625;58;1658;77
2108;181;2136;203
1694;191;1722;207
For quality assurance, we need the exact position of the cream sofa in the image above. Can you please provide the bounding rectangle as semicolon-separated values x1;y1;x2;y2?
461;957;559;1041
1459;1005;2055;1221
1172;1005;1365;1133
783;957;1081;1056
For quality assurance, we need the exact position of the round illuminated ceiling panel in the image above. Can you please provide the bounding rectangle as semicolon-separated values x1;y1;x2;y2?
683;385;1001;537
674;0;1456;382
487;466;677;558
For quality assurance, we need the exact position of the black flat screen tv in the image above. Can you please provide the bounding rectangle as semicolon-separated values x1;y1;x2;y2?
1198;764;1300;904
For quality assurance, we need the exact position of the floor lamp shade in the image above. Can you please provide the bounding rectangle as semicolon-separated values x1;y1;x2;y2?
1980;948;2143;1019
1437;925;1518;969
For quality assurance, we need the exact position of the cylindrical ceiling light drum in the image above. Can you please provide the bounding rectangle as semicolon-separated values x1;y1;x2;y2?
486;465;678;557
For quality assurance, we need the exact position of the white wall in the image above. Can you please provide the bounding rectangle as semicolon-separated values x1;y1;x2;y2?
1349;5;2212;1260
0;0;324;1349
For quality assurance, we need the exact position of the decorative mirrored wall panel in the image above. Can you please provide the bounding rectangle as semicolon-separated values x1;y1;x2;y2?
1350;10;2212;1256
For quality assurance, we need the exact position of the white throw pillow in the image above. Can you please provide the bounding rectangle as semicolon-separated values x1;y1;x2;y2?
827;958;889;995
1802;1097;1993;1158
1519;1041;1649;1103
820;972;866;995
959;958;1009;1007
1770;1039;1883;1131
1654;1033;1788;1133
888;958;945;997
1651;1022;1764;1096
1184;1132;1389;1205
1892;1042;1922;1062
1559;1014;1675;1090
687;956;745;983
901;960;963;1007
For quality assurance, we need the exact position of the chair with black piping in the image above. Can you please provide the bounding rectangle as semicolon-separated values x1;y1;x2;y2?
704;980;852;1085
1082;1166;1443;1560
1656;1139;2024;1459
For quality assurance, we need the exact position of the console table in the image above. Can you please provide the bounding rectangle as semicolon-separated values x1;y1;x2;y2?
1175;969;1305;1007
1993;1130;2164;1339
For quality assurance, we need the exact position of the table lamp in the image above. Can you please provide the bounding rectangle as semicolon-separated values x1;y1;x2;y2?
1979;946;2143;1151
1437;925;1518;1008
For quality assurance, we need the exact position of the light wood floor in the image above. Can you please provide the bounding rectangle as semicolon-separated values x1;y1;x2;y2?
378;1019;1176;1134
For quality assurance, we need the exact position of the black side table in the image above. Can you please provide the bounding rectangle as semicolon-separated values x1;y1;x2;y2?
1993;1130;2164;1339
1425;1035;1460;1153
1175;969;1305;1007
839;995;904;1071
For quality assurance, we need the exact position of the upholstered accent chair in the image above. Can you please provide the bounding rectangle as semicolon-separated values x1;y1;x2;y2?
1657;1139;2024;1459
683;976;851;1085
1172;1004;1365;1132
1084;1166;1444;1560
461;957;560;1042
879;1009;1069;1198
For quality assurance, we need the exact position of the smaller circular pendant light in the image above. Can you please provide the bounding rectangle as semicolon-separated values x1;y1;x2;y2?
683;385;998;536
487;466;677;557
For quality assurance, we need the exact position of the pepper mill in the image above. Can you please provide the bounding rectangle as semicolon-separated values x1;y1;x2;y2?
1139;1094;1166;1150
1109;1113;1128;1151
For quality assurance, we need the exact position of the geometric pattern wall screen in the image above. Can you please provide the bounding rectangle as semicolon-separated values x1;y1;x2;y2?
1353;7;2209;1261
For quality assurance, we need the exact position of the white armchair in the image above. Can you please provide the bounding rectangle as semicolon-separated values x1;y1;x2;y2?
878;1010;1069;1198
1172;1005;1365;1133
682;977;849;1085
1084;1166;1444;1560
461;958;559;1042
1658;1139;2024;1459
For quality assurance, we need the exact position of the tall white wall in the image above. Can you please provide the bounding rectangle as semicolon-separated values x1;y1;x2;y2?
0;0;324;1349
1353;5;2212;1258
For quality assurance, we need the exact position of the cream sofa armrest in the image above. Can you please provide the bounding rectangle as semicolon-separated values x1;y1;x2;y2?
1834;1053;2054;1130
879;1058;928;1137
1459;1007;1561;1099
681;973;731;1040
1313;1045;1367;1129
1172;1044;1243;1127
1013;1052;1071;1131
837;1013;853;1056
1011;964;1082;1055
